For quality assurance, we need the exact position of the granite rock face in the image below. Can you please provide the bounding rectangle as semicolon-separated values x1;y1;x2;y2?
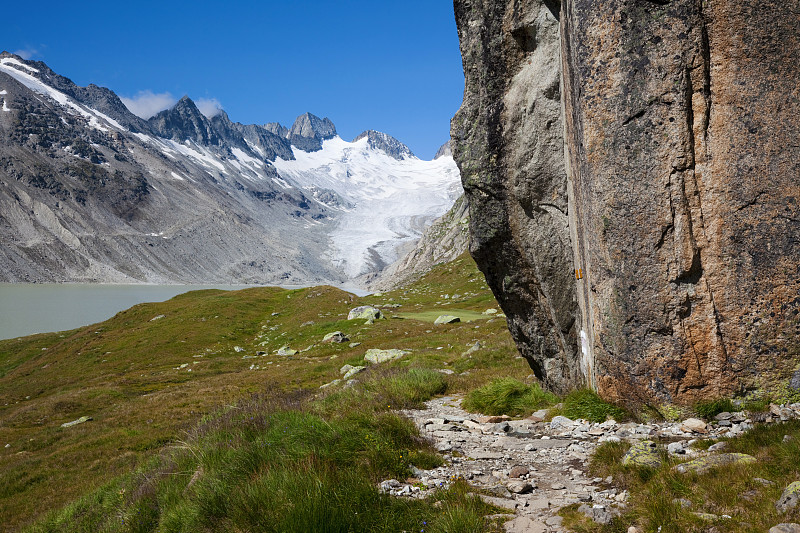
452;0;800;403
452;0;581;394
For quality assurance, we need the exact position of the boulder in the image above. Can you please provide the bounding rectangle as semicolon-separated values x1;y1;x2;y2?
364;348;408;364
277;346;297;356
434;315;461;325
452;0;800;403
776;481;800;513
622;441;662;469
348;306;383;321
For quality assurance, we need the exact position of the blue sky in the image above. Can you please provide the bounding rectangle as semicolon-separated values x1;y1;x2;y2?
4;1;464;159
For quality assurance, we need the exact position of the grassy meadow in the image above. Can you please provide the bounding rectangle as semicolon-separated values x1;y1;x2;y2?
0;253;531;531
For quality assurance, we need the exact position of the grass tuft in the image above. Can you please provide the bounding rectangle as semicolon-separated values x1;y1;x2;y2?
560;389;629;423
694;398;736;419
462;377;557;417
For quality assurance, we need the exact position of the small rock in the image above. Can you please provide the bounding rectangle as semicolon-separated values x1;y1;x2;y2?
61;416;93;428
150;314;165;321
482;308;498;315
673;498;693;509
545;516;563;527
755;477;777;486
628;527;643;533
509;465;530;478
319;379;342;389
770;524;800;533
693;512;720;521
478;494;518;510
322;331;349;343
342;366;365;380
667;441;686;455
506;479;533;494
480;415;511;424
434;315;461;325
681;418;708;434
776;481;800;513
348;342;361;348
550;415;575;431
577;503;613;525
708;441;728;452
277;346;297;356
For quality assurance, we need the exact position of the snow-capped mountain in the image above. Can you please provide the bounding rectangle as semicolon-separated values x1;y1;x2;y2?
273;135;460;277
0;52;461;285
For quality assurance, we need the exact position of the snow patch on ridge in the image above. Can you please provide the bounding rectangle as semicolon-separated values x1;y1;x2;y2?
273;136;461;277
0;58;123;132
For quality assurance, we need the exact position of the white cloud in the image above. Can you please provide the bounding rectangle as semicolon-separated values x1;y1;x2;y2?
195;97;223;118
14;48;39;60
120;91;177;119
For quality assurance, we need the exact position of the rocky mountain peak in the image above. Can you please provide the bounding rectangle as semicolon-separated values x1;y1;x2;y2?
434;141;452;159
264;122;289;138
148;95;222;146
353;130;415;160
288;112;337;152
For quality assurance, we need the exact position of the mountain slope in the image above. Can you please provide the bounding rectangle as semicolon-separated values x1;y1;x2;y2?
0;52;460;285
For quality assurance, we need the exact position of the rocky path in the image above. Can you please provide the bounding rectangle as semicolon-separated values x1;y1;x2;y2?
389;396;800;532
398;396;620;532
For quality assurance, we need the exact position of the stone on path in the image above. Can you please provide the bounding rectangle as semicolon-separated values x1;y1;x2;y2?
681;418;708;434
622;441;662;468
776;481;800;513
550;415;575;431
434;315;461;324
503;516;547;533
506;479;533;494
673;453;756;474
509;465;530;478
364;348;408;364
477;494;518;511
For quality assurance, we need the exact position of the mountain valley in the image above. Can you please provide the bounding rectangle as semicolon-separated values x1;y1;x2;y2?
0;52;460;286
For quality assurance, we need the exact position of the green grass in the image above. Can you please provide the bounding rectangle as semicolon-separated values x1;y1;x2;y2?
27;381;500;533
573;420;800;532
462;377;557;417
694;398;736;419
1;253;523;531
558;389;630;423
